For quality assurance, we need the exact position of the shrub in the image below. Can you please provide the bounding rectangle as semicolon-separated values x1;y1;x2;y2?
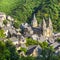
0;29;5;38
26;38;38;46
20;47;27;53
13;22;20;29
56;38;60;42
3;20;7;25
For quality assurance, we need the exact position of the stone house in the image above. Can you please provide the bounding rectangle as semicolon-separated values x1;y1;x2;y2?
7;16;14;21
8;28;17;37
0;12;6;27
17;35;26;48
20;23;33;37
10;37;18;45
55;46;60;54
2;26;16;37
19;36;26;44
31;34;39;40
26;45;42;57
20;14;53;42
2;26;11;37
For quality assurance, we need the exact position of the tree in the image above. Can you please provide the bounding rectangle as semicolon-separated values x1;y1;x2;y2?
39;42;57;60
26;38;38;46
5;40;20;60
0;0;60;32
0;41;10;60
20;47;27;54
20;56;36;60
13;22;20;29
3;20;7;25
0;29;5;38
35;0;59;32
56;38;60;42
0;40;20;60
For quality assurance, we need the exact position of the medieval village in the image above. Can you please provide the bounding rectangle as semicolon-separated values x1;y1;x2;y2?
0;12;60;58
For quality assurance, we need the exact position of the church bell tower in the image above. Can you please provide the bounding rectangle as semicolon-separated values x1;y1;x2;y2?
31;14;38;28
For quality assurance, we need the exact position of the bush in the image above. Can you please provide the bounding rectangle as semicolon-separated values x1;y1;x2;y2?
13;22;20;29
56;38;60;42
26;38;38;46
20;47;27;53
0;29;5;38
3;20;7;25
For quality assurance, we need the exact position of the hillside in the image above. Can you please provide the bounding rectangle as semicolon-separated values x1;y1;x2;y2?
0;0;60;32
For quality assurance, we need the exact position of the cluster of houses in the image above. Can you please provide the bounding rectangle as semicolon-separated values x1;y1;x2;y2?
0;12;26;50
0;12;60;57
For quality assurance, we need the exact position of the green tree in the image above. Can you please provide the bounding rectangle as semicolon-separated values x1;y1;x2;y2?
0;29;5;38
5;40;20;60
0;40;20;60
20;56;36;60
40;42;56;60
26;38;38;46
3;20;7;25
0;41;10;60
13;22;20;29
56;38;60;42
20;47;27;54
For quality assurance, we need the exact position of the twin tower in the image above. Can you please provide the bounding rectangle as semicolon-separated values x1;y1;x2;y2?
31;14;53;38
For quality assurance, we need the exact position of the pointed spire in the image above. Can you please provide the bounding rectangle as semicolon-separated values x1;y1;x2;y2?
49;17;53;28
49;17;52;25
43;18;46;24
42;18;47;36
42;18;46;28
31;14;38;27
48;17;53;36
33;14;37;21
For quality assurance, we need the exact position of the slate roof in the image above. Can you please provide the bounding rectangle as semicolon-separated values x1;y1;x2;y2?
26;45;37;55
9;37;18;42
50;42;60;49
26;45;42;55
3;26;12;31
55;45;60;50
8;28;16;35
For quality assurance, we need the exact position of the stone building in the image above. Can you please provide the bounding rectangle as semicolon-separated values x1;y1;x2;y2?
0;12;6;27
20;14;53;42
26;45;42;57
41;18;53;40
31;14;38;28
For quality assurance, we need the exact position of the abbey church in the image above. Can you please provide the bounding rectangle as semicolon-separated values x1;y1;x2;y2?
21;14;54;43
0;12;60;56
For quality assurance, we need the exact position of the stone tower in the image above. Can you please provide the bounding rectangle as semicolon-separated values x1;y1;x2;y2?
42;18;47;37
41;17;53;39
46;17;53;38
49;17;53;31
48;17;53;36
31;14;38;27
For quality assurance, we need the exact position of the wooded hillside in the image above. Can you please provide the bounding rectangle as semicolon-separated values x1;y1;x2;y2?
0;0;60;32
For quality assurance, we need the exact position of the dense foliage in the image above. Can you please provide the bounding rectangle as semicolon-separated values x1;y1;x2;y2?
0;40;20;60
26;38;39;46
20;47;27;53
0;0;60;32
0;0;60;60
3;20;7;25
56;38;60;42
13;21;20;29
0;40;60;60
0;29;5;38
